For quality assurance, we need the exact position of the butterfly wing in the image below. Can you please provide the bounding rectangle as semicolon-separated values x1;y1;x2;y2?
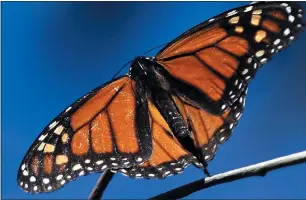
113;100;198;179
172;91;247;165
156;2;304;115
17;76;152;193
113;90;247;179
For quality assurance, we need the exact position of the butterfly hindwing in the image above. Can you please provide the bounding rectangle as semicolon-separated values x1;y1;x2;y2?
18;76;152;193
114;100;198;179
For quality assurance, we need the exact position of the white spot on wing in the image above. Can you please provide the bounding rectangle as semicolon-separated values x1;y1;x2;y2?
274;39;281;45
247;57;252;63
49;121;58;130
220;136;226;142
281;3;288;7
244;6;253;12
37;142;46;151
283;28;290;36
96;160;104;165
260;58;267;63
255;50;265;58
43;178;50;184
30;176;36;182
72;164;82;171
65;107;72;113
38;133;48;141
56;174;63;180
226;10;238;17
288;15;295;23
23;170;29;176
242;69;249;75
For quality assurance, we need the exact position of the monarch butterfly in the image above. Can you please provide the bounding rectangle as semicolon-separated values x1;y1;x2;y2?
18;2;304;194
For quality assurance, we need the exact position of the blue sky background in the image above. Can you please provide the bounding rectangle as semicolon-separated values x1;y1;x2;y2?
2;2;306;199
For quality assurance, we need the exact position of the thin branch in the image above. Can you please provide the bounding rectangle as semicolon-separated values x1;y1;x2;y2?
149;151;306;200
88;170;114;200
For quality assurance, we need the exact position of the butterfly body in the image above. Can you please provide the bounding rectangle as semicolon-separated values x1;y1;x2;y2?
18;2;304;194
130;56;208;166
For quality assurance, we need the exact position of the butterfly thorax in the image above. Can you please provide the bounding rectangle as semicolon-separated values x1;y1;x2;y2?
129;56;171;92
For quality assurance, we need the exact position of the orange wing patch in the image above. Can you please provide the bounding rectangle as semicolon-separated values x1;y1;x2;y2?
157;26;227;59
216;36;249;56
262;20;281;33
268;10;286;20
108;81;139;153
71;125;90;156
161;55;226;101
70;77;128;130
43;155;53;175
91;112;113;154
117;101;196;179
197;47;239;78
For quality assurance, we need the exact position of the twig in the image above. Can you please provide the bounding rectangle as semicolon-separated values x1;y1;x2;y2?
88;170;114;200
149;150;306;200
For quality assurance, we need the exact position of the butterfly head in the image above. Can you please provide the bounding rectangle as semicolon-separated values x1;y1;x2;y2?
129;56;155;79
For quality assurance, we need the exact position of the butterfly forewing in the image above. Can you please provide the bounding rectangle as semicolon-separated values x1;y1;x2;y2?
18;76;152;193
156;2;304;115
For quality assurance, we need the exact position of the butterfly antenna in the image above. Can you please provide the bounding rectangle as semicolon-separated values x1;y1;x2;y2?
112;60;133;79
112;42;168;79
143;42;168;56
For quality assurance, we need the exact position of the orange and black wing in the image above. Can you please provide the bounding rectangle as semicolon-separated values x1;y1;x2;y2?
114;90;247;179
113;100;199;179
172;91;246;165
156;2;304;115
17;76;152;193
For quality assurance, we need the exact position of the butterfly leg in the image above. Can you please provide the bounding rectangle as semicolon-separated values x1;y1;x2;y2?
203;163;211;177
